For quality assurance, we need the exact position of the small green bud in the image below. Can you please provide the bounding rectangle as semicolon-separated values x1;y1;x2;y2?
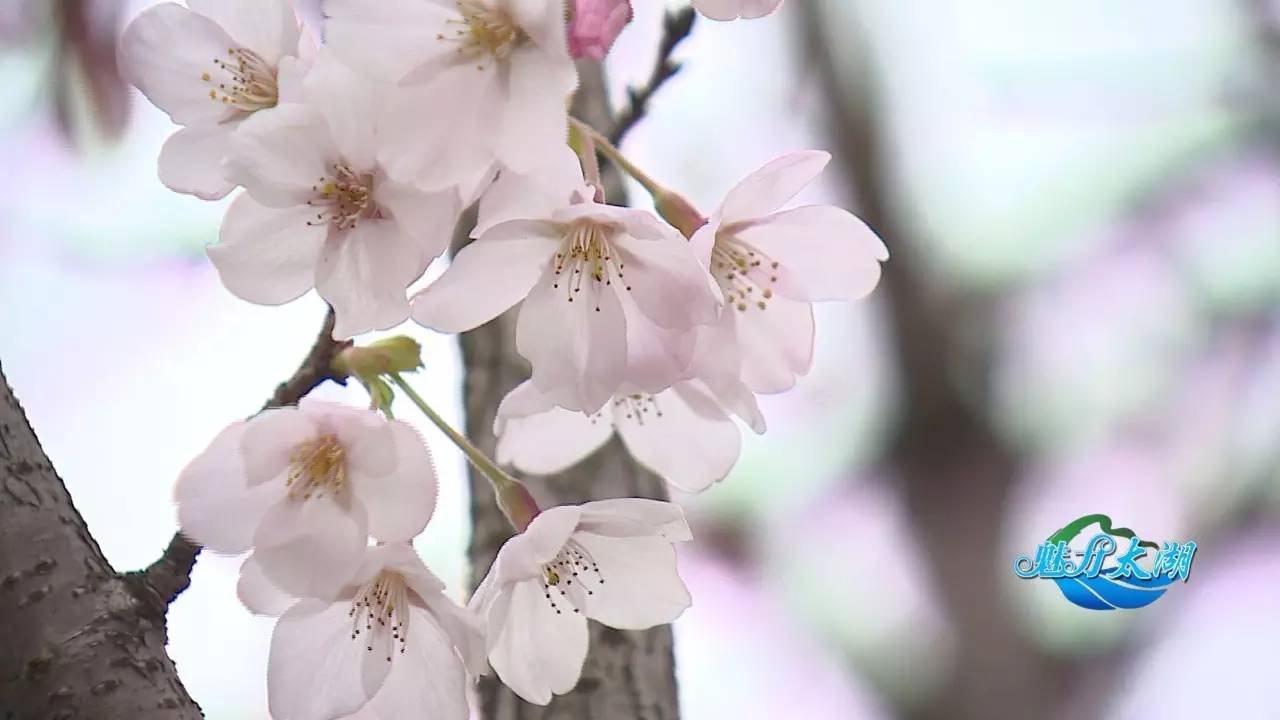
333;336;423;383
364;377;395;416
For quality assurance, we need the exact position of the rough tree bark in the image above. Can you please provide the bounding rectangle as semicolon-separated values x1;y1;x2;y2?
0;362;202;720
460;44;691;720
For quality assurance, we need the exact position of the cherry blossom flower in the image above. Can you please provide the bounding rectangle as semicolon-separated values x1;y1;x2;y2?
494;378;760;492
324;0;578;191
412;152;722;413
238;544;485;720
692;0;785;21
175;399;437;597
119;0;306;200
688;151;888;394
568;0;633;60
469;499;692;705
207;53;461;339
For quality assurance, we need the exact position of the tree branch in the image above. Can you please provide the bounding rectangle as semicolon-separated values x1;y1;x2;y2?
608;6;696;144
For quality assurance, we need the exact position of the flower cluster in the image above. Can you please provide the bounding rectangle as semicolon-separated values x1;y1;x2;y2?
125;0;881;716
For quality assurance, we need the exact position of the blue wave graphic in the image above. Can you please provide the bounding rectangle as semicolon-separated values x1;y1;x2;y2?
1052;571;1178;610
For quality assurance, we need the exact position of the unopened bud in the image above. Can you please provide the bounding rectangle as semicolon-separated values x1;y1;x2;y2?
332;336;423;383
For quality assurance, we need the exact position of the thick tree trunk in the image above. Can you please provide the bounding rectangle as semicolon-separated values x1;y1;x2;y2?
460;61;682;720
0;363;201;720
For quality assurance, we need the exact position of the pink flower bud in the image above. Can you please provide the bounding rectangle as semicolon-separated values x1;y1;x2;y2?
568;0;633;60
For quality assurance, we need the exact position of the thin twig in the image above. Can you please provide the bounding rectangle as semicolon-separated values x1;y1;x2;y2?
608;6;697;145
129;309;348;610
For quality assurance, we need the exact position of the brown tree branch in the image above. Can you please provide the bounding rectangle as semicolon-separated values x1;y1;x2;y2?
608;6;696;145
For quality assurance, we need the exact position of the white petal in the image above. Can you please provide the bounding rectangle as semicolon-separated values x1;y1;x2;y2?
208;193;326;306
349;606;471;720
268;598;390;720
352;422;438;543
517;264;628;414
240;406;318;485
733;295;816;393
237;555;297;617
487;579;589;705
617;291;697;395
571;531;691;630
252;498;369;599
375;180;461;268
611;213;722;329
492;44;577;174
410;221;557;333
157;125;235;200
174;421;286;553
493;505;583;583
304;400;397;478
118;3;239;126
225;103;338;208
732;205;888;302
302;52;379;171
417;592;488;677
475;148;586;236
702;372;768;435
719;150;830;221
316;220;422;340
576;499;692;542
495;382;614;475
323;0;455;83
187;0;299;63
615;383;741;493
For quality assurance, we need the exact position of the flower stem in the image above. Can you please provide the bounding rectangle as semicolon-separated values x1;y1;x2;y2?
388;373;539;531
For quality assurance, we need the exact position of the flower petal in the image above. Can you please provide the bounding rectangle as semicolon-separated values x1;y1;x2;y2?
495;382;614;475
487;579;589;705
323;0;455;83
174;421;286;553
410;221;558;333
494;505;583;583
346;606;471;720
492;43;577;174
225;103;338;208
572;531;691;629
119;3;240;126
240;406;319;485
611;213;722;330
237;554;298;617
375;180;461;268
615;382;741;493
732;296;816;394
316;220;423;340
576;498;692;542
208;193;327;306
732;205;888;302
351;422;438;543
252;497;368;599
268;598;390;720
187;0;299;63
157;125;235;200
718;151;830;222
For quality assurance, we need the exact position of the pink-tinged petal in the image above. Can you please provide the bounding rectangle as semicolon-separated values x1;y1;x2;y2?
615;382;741;493
157;125;235;200
495;382;614;475
476;149;587;237
576;498;692;542
571;531;691;629
301;52;381;172
410;221;558;333
352;422;438;543
237;555;297;617
517;265;628;413
175;421;287;553
252;498;368;599
617;291;697;395
493;44;577;174
494;505;584;582
611;215;723;330
492;379;559;435
225;103;338;208
417;592;488;677
208;193;327;305
375;180;461;268
702;372;767;435
718;151;830;222
732;295;815;394
343;606;471;720
509;0;574;56
487;578;589;705
379;70;502;191
323;0;456;83
187;0;299;63
302;400;396;478
239;406;320;489
567;0;632;60
118;3;239;126
692;0;784;21
732;205;888;302
316;220;422;340
268;598;390;720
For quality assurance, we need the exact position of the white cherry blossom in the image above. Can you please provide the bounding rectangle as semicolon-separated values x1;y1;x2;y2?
119;0;306;199
469;499;692;705
208;52;461;339
175;398;437;597
239;544;485;720
692;0;785;21
495;379;759;492
412;152;722;413
324;0;578;191
689;151;888;394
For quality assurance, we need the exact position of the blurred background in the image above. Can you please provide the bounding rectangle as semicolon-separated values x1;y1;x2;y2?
2;0;1279;718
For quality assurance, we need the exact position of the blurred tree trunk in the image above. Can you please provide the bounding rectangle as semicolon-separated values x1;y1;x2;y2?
800;5;1062;720
0;363;201;720
459;62;682;720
